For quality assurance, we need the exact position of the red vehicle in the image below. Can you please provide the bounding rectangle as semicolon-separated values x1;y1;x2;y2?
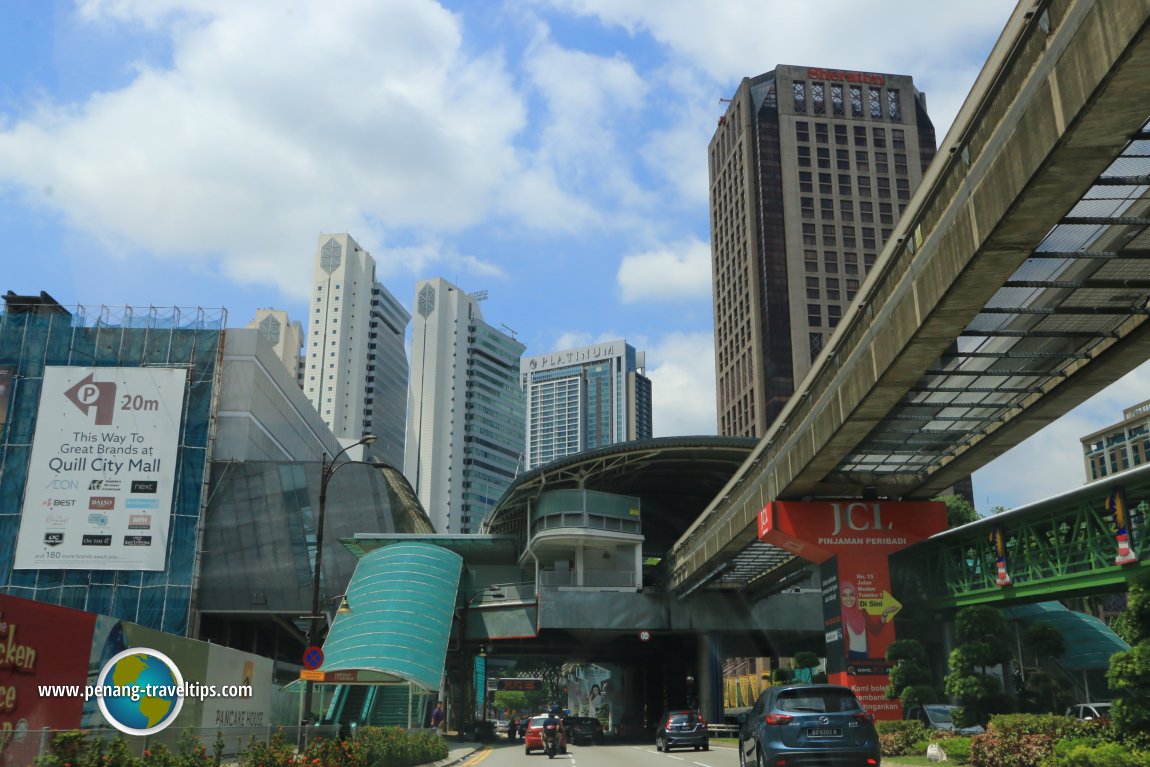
524;714;568;755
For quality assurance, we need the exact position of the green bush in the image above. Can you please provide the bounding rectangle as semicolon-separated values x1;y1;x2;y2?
937;735;973;764
1049;741;1150;767
967;714;1100;767
876;720;928;756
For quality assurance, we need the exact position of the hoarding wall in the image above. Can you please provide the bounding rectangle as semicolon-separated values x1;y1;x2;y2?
0;306;223;634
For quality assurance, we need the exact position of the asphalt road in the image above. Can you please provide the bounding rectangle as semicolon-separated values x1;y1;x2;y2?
456;740;740;767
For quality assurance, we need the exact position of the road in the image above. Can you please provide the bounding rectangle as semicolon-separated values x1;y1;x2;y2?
457;740;740;767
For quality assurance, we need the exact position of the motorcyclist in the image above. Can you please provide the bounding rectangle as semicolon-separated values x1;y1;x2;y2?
541;705;564;757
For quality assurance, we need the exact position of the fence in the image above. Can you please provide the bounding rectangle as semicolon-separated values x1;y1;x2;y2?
11;724;342;765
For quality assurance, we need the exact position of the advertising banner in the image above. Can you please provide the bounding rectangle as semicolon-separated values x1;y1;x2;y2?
760;500;947;719
15;366;187;571
201;644;272;737
0;596;97;766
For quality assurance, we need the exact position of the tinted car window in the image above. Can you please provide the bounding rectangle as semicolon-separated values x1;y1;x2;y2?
668;713;693;724
777;689;861;713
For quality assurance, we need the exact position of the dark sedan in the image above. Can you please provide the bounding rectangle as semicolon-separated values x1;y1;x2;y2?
564;716;605;745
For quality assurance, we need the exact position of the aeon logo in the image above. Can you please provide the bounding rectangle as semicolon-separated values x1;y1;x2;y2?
64;374;117;426
829;502;893;536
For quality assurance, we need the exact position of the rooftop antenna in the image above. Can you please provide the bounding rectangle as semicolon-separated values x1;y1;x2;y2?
500;323;518;340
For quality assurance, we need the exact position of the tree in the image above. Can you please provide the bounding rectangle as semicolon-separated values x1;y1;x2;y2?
945;605;1014;726
934;495;979;528
1108;574;1150;739
1020;624;1066;713
885;638;939;709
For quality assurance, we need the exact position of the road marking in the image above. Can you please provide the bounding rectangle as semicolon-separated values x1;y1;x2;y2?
458;747;494;766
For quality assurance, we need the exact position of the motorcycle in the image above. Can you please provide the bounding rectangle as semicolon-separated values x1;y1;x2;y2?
542;719;562;759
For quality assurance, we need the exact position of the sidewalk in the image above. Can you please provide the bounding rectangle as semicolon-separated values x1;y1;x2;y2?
429;739;484;766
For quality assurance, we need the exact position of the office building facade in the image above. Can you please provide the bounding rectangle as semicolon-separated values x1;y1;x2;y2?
304;233;410;468
710;65;936;437
1081;399;1150;480
405;278;525;534
521;340;653;470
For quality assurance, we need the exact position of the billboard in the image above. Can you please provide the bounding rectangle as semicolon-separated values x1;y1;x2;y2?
15;366;187;571
760;500;948;719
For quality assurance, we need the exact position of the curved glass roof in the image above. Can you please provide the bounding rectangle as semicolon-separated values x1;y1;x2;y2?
320;542;462;691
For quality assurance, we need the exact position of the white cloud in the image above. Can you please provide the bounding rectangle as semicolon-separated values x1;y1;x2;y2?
0;0;528;301
973;360;1150;512
536;0;1010;135
645;331;716;437
617;238;711;303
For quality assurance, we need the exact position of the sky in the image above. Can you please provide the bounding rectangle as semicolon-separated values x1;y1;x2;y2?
0;0;1145;514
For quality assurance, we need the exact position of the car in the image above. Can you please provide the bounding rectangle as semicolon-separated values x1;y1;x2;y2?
1066;702;1112;721
655;710;709;752
737;684;879;767
563;716;604;745
494;719;510;734
904;704;984;734
524;714;568;755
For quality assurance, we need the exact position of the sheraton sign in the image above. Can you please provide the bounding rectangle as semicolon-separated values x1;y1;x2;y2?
806;67;885;86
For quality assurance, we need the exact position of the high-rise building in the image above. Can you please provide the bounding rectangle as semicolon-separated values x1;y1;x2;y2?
521;339;653;470
405;278;525;534
246;308;303;380
304;233;410;468
1081;399;1150;481
710;65;936;437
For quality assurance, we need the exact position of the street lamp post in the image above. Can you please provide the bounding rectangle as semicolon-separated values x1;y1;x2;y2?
301;434;376;725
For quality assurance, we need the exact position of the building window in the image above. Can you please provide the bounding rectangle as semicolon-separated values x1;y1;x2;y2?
892;129;906;150
869;87;882;119
796;121;810;142
887;89;901;120
862;227;877;249
819;173;833;195
801;197;815;219
798;146;811;167
837;148;850;170
817;146;830;168
838;174;852;196
856;150;869;172
897;178;911;200
807;304;822;327
802;223;817;246
813;83;825;114
822;224;837;246
859;201;874;222
875;152;889;174
831;85;845;116
846;277;860;299
854;126;867;147
824;252;839;274
806;276;820;300
825;277;840;301
793;81;807;112
840;200;855;222
804;250;819;272
850;86;863;117
877;177;891;199
810;332;824;361
894;153;908;175
828;305;842;328
872;127;887;148
857;177;871;198
799;171;813;193
820;198;835;220
880;202;894;225
816;122;829;143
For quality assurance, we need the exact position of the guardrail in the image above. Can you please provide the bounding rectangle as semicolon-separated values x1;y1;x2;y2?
707;724;739;738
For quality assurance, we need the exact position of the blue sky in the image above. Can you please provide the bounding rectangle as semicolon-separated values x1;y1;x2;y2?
1;0;1143;513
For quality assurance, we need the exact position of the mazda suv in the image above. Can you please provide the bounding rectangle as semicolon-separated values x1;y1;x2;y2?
737;684;879;767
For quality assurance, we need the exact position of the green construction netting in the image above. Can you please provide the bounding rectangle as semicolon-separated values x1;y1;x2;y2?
320;542;462;691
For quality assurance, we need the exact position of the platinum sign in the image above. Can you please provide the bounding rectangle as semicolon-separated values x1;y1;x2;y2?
15;367;187;571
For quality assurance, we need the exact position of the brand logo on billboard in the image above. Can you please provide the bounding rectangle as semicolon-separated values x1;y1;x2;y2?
130;480;158;494
82;534;112;546
42;498;76;508
829;502;892;537
128;515;151;529
125;498;158;510
89;479;122;491
44;532;64;547
89;497;115;511
88;513;109;527
46;479;80;490
44;515;69;528
122;535;152;547
64;374;117;426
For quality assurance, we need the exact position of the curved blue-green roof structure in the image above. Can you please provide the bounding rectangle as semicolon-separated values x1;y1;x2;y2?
320;542;462;692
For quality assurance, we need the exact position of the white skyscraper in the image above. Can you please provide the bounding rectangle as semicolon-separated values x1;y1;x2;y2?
405;278;525;534
304;233;410;468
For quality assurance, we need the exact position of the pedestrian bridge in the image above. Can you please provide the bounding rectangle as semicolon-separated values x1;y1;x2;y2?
670;0;1150;596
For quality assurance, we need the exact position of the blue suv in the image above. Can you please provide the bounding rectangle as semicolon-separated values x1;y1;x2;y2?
737;684;879;767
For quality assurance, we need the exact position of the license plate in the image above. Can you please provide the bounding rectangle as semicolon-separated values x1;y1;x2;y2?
807;727;842;737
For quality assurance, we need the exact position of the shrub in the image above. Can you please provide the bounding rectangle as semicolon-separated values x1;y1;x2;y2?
876;720;928;757
1049;741;1150;767
967;714;1098;767
937;735;973;764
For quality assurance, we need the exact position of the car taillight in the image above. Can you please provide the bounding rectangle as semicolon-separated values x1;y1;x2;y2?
866;759;879;766
764;713;793;725
855;711;875;723
697;715;707;729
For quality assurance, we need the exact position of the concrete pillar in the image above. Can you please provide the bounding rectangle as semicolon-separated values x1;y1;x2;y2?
696;633;722;723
